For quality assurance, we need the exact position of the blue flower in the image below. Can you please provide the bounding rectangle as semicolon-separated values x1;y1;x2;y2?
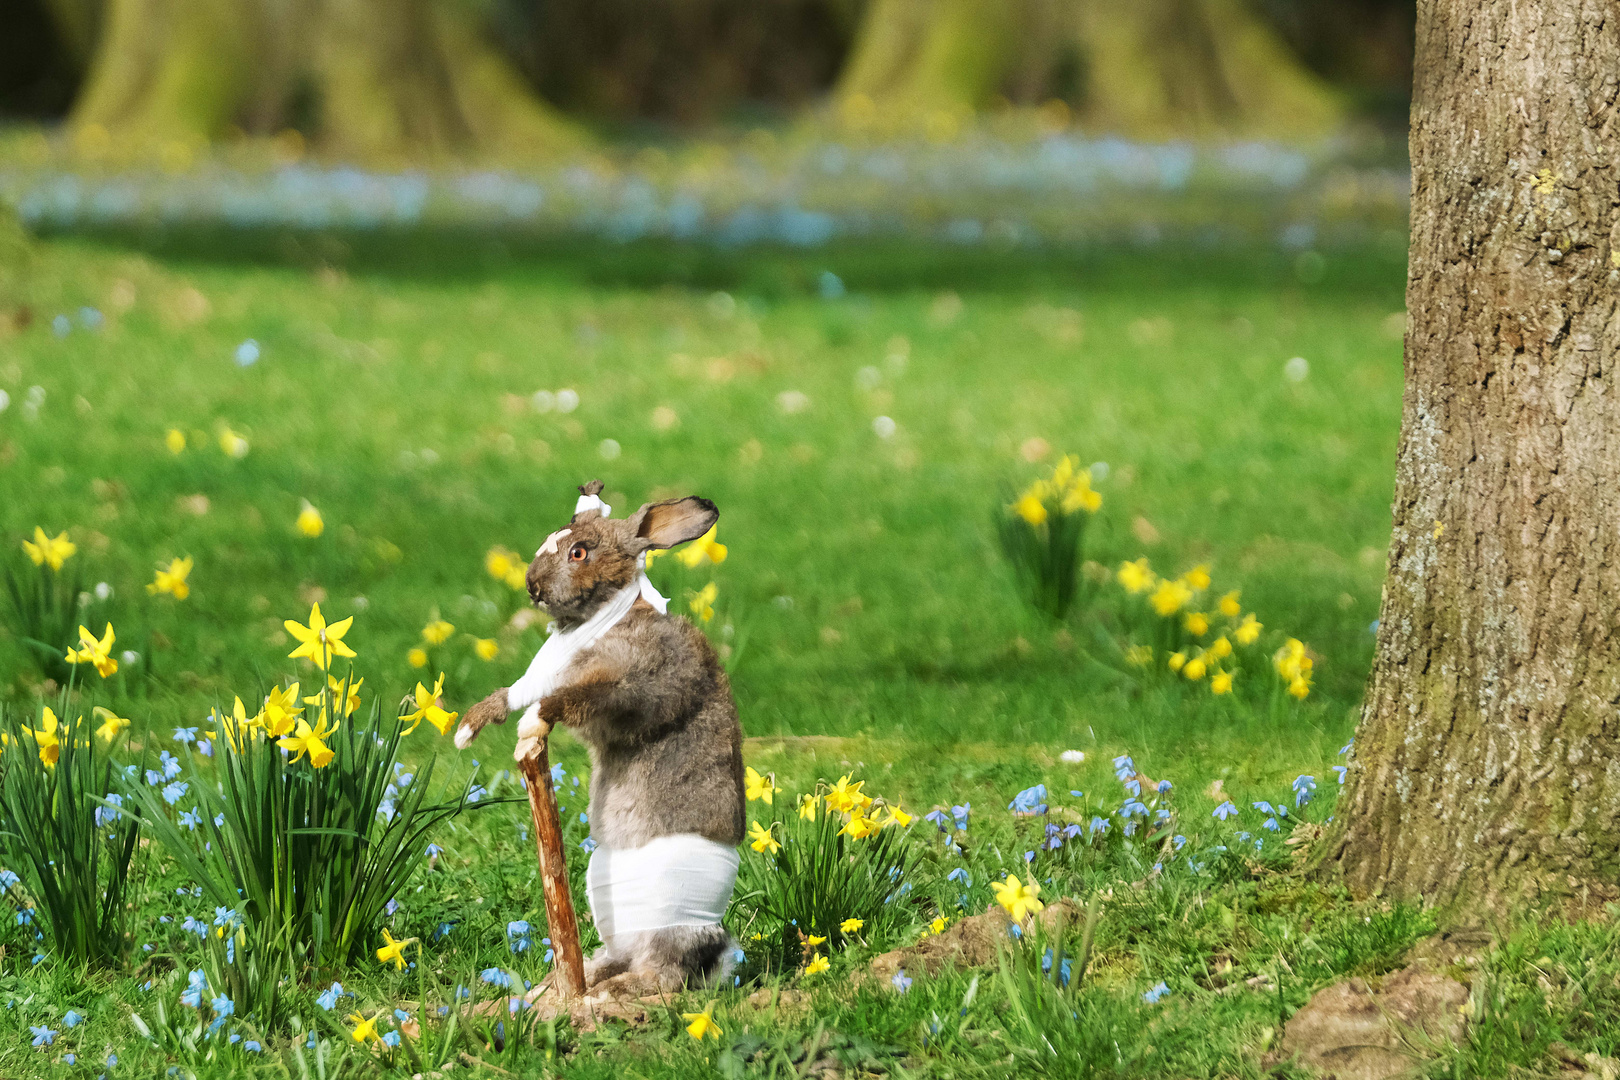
386;898;398;916
162;781;188;806
209;994;235;1031
1333;765;1348;784
173;727;199;744
382;1030;401;1046
946;867;970;885
1212;802;1239;821
580;837;598;853
178;808;202;831
316;982;346;1011
891;969;912;993
1023;850;1035;863
160;751;183;779
17;909;33;925
1292;774;1317;806
145;769;163;786
180;969;207;1008
0;869;19;889
480;968;513;988
244;1041;261;1052
924;808;949;831
1122;778;1142;797
1339;740;1354;756
214;813;225;827
1252;800;1274;815
1087;815;1109;837
1112;755;1135;781
950;803;971;829
235;339;260;366
426;843;443;857
507;920;532;953
1172;834;1187;850
107;1053;119;1066
1263;817;1280;832
1062;823;1082;840
63;1052;76;1064
1119;799;1148;818
550;762;565;782
1008;784;1048;815
1069;790;1083;797
435;922;456;940
467;785;487;803
306;1031;318;1048
1153;808;1171;824
1142;981;1170;1004
214;907;242;930
197;739;214;757
63;1009;84;1027
394;1009;411;1022
95;793;124;828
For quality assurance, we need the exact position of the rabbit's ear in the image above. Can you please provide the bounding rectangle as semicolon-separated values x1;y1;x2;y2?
630;497;718;551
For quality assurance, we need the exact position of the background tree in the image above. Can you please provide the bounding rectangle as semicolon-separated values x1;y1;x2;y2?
1323;0;1620;917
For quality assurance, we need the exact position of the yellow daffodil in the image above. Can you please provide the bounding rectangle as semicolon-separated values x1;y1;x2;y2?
66;623;118;678
1235;613;1263;646
991;874;1045;922
219;695;262;751
485;546;517;581
1117;557;1154;594
1124;644;1153;667
1289;675;1312;699
296;500;324;538
376;929;416;970
407;647;427;668
1183;611;1210;636
744;766;782;805
840;811;881;839
1183;656;1207;681
306;675;363;718
219;427;249;458
1149;579;1193;617
93;706;130;743
676;524;728;568
278;709;338;768
824;774;871;814
797;793;818;821
1210;670;1234;695
884;802;913;828
923;915;949;937
259;683;302;737
840;918;865;934
1050;456;1103;513
285;603;356;670
147;556;193;599
474;637;499;661
1273;638;1312;681
1218;590;1242;618
1207;636;1232;661
748;821;780;855
422;619;454;645
165;427;187;454
1182;564;1211;591
804;954;830;975
805;934;827;946
681;1001;722;1041
401;675;458;736
1167;651;1186;673
34;707;61;767
23;527;76;572
688;582;717;624
1012;491;1048;526
347;1012;380;1043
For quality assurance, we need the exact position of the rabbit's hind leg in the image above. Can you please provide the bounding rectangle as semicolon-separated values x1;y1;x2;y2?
628;925;737;990
583;938;631;987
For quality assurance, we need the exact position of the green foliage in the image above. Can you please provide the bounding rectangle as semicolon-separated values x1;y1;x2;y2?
0;699;140;967
124;677;476;974
2;559;83;683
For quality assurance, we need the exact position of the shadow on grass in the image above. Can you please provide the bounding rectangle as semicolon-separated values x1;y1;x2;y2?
32;224;1409;298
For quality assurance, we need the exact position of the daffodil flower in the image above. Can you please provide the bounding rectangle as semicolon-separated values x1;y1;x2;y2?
165;428;187;454
65;623;118;678
744;766;781;804
1149;579;1192;617
990;874;1044;922
218;696;262;752
840;812;881;839
824;774;870;814
883;802;914;828
421;619;454;645
347;1011;380;1043
804;954;830;975
748;821;780;855
296;500;324;537
22;527;76;572
681;1001;722;1041
147;556;193;600
306;675;363;718
278;710;338;768
688;582;717;624
474;638;499;661
797;793;818;821
1011;492;1048;526
676;524;727;568
93;707;130;744
805;933;827;946
1218;590;1242;617
1235;612;1262;645
376;929;416;970
400;675;458;736
285;603;356;670
1210;670;1234;695
33;707;62;767
260;683;303;738
1117;557;1155;594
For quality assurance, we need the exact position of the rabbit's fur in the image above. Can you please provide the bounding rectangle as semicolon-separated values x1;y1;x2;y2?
457;483;745;990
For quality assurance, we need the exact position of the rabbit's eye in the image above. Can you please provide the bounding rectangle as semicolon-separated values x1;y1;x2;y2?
568;543;589;563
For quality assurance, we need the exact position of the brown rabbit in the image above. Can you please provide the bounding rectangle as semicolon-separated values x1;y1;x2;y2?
455;482;746;990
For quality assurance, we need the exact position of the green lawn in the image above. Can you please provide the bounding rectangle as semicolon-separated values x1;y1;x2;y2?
26;233;1613;1079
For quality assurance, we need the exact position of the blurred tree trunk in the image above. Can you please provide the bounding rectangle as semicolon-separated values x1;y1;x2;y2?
1321;0;1620;919
834;0;1342;138
69;0;576;160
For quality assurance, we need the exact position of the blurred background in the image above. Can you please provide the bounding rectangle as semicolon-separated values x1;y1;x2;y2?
0;0;1416;247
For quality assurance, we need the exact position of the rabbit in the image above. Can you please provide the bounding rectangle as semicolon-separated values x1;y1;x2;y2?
455;482;746;991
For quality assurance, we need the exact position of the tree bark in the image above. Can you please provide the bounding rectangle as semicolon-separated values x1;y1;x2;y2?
1323;0;1620;919
69;0;577;160
833;0;1342;139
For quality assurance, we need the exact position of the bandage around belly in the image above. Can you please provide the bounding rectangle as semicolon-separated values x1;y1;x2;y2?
585;834;739;940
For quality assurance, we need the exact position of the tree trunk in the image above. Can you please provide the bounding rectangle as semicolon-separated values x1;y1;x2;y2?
832;0;1342;139
1322;0;1620;919
69;0;577;161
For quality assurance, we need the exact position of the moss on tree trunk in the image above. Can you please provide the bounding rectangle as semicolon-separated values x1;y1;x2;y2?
834;0;1342;138
1321;0;1620;920
69;0;577;161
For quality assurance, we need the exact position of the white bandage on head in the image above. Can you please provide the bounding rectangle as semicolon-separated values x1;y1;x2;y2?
575;492;611;518
536;528;571;557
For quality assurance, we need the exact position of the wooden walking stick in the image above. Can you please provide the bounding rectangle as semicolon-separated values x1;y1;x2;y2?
515;719;587;999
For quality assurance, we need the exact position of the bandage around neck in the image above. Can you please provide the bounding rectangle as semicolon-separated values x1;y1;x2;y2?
586;834;739;939
452;497;668;749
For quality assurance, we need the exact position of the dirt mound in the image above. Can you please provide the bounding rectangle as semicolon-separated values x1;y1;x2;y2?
867;899;1082;986
1265;963;1468;1079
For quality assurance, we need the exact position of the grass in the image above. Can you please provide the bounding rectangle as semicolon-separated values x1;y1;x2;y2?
4;229;1612;1077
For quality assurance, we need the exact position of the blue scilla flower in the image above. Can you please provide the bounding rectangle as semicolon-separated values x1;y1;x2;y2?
244;1041;261;1052
1292;775;1317;806
946;867;970;885
394;1009;410;1022
1087;816;1108;837
434;922;455;940
178;808;202;831
891;969;912;993
180;969;207;1008
17;909;33;925
162;781;188;806
1212;802;1239;821
1069;789;1082;797
31;1025;57;1046
1252;800;1274;815
480;968;513;988
1173;835;1187;850
209;994;235;1032
63;1009;83;1027
1142;981;1170;1004
426;843;443;857
1339;740;1354;756
1112;755;1135;781
173;727;198;744
306;1031;318;1048
580;837;598;853
234;340;260;366
1119;799;1148;818
382;1030;401;1046
924;808;949;831
316;982;346;1011
0;869;19;889
1008;784;1048;815
950;803;971;829
197;740;213;758
1334;765;1348;784
1157;780;1173;793
160;751;183;780
1263;817;1280;832
95;793;124;828
507;920;531;953
550;762;565;782
145;769;164;786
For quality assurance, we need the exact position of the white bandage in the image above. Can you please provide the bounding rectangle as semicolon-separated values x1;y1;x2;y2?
586;834;739;939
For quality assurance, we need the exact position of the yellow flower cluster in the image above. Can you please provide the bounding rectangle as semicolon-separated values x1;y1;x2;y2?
65;623;118;678
22;527;76;572
646;523;727;570
746;773;913;856
1117;558;1311;699
1010;455;1103;526
147;556;193;600
484;546;529;591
